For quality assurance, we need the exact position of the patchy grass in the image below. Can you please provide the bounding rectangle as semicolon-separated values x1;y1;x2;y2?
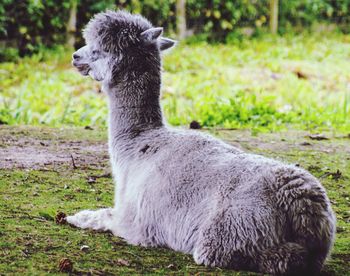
0;32;350;131
0;126;349;275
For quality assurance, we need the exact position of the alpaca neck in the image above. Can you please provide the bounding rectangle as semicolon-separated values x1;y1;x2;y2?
106;71;164;142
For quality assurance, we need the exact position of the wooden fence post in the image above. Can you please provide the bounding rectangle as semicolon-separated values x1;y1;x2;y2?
176;0;187;40
67;0;78;48
270;0;279;34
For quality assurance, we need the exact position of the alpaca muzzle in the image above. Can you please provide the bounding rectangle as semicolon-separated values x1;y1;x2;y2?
72;60;91;76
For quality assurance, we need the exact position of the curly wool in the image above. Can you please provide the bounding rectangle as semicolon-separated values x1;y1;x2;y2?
83;10;153;53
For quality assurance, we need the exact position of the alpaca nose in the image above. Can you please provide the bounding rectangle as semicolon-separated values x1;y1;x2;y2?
73;53;80;60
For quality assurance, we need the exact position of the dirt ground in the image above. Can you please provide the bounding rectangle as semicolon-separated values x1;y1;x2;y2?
0;126;108;170
1;125;349;170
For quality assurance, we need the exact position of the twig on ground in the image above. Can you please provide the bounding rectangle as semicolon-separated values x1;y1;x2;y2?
70;153;77;169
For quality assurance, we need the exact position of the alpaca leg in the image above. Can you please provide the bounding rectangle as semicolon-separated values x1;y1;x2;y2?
193;206;264;272
66;208;115;232
194;242;256;272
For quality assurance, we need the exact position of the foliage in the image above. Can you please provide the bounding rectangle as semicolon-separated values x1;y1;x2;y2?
0;0;72;57
0;32;349;132
280;0;350;28
1;0;350;59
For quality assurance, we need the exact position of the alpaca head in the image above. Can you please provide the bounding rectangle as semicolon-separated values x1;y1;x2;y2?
72;10;176;83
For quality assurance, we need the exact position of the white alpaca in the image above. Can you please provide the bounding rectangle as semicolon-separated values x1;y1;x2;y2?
67;10;335;275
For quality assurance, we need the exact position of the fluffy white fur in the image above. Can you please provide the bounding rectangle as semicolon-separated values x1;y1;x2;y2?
67;10;335;275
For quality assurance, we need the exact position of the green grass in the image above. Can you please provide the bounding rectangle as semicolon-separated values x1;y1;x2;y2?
0;126;349;275
0;33;350;131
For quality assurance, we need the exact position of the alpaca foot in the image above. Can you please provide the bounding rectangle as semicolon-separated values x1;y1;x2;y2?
66;208;114;231
193;246;217;267
193;246;256;271
258;242;310;275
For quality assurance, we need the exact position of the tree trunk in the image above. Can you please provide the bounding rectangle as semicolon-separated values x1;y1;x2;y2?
176;0;186;40
269;0;279;34
67;0;77;48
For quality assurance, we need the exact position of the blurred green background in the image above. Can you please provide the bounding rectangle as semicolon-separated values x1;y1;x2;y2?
0;0;349;132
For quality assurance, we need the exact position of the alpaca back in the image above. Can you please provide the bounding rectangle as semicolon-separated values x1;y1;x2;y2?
111;127;335;274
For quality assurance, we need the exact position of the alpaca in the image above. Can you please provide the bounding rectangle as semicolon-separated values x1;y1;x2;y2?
68;10;336;275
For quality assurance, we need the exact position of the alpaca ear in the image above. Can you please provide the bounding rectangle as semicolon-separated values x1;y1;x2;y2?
158;37;177;51
140;27;163;42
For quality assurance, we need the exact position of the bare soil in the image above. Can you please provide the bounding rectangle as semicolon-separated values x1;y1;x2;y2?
0;126;109;170
1;125;349;170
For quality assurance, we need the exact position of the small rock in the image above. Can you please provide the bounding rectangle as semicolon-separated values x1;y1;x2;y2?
80;245;89;252
308;134;329;141
87;177;96;184
116;258;130;266
300;142;311;146
59;258;73;273
55;212;67;225
294;70;308;79
167;263;177;270
189;120;201;129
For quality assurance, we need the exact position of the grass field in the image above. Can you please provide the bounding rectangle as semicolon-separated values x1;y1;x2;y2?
0;32;349;132
0;126;349;275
